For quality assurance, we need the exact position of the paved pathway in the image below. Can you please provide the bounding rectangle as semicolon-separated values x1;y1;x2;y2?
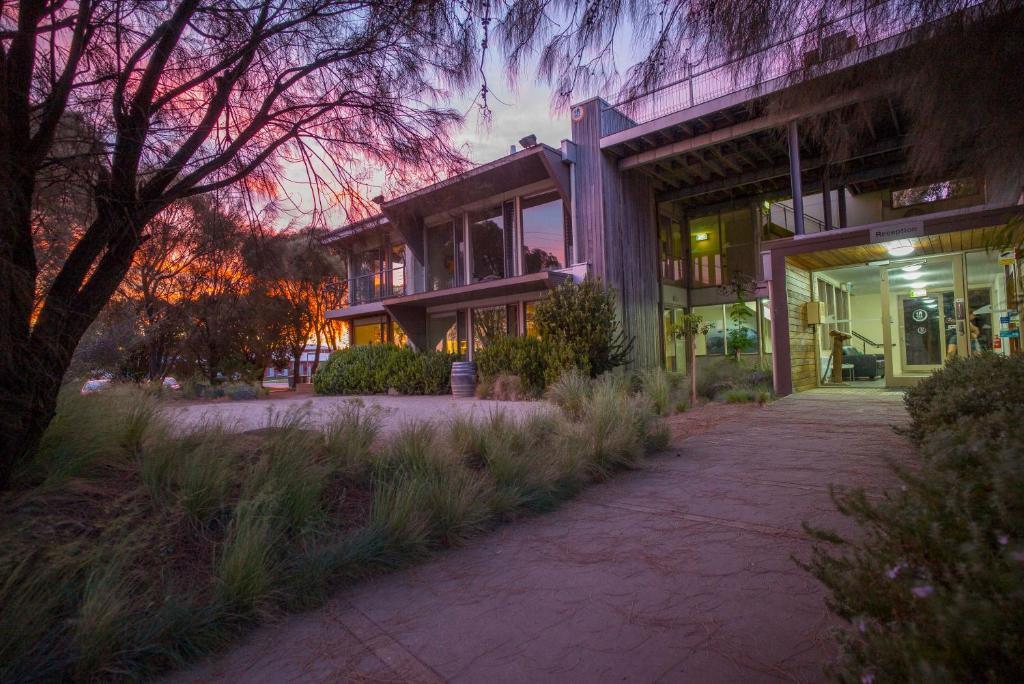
175;389;910;683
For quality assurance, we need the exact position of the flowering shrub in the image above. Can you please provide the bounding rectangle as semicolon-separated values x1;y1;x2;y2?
802;353;1024;681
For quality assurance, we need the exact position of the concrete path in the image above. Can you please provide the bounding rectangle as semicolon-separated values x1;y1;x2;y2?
174;389;909;683
169;394;543;434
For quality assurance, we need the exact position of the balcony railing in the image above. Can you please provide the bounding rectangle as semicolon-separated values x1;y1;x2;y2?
350;266;406;305
600;1;964;136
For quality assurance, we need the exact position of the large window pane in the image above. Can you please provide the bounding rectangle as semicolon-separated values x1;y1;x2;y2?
689;214;725;287
525;302;539;337
722;207;755;281
473;306;508;350
470;208;505;282
693;305;726;355
352;316;385;346
521;192;566;273
426;222;456;291
659;212;685;284
389;244;406;296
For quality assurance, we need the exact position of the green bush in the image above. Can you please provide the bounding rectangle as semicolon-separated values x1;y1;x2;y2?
695;358;772;401
803;353;1024;682
533;279;632;380
474;335;546;395
224;382;260;400
313;345;457;395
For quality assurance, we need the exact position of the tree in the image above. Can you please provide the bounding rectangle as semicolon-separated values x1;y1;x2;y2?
254;228;344;388
672;314;712;408
0;0;476;487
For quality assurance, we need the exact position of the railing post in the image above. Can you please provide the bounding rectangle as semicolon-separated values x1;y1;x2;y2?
787;120;806;236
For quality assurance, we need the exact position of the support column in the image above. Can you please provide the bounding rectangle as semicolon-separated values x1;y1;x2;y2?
787;120;805;236
822;167;833;231
768;251;794;396
837;185;848;228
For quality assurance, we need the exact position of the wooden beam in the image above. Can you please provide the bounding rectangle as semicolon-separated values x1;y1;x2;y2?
618;86;891;171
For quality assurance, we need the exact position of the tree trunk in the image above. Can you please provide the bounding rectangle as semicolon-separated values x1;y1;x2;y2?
689;334;698;408
1;205;145;489
309;331;323;379
290;350;301;389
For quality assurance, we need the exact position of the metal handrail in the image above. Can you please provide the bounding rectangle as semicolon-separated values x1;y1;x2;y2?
350;266;406;305
851;330;883;351
765;201;826;234
600;1;977;135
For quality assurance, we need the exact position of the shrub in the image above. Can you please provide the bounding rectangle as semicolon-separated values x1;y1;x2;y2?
224;382;260;400
313;345;457;395
474;335;546;395
545;368;592;420
533;279;632;379
803;353;1024;682
638;367;673;416
492;374;526;401
695;358;772;400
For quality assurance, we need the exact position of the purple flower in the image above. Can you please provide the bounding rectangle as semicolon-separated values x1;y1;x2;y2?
997;534;1010;546
885;562;906;579
911;585;934;599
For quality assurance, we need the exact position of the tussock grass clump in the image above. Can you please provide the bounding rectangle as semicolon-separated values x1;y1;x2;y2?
545;368;592;420
2;372;673;681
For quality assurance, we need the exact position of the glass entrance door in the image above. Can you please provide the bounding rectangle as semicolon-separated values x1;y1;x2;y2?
880;256;967;383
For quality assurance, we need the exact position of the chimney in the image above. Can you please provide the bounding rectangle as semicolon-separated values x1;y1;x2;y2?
509;145;517;154
518;134;538;148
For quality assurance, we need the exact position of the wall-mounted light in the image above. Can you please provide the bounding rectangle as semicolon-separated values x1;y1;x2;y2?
694;232;710;242
911;288;928;297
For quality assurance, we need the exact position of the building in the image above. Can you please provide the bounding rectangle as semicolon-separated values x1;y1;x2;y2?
264;344;332;384
324;13;1023;396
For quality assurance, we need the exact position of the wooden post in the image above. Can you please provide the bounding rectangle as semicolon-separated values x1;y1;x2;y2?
690;332;698;407
829;330;852;384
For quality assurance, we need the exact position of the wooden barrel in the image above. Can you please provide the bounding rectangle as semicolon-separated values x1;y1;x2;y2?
451;361;477;399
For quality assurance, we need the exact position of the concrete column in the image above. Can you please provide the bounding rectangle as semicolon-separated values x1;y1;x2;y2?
768;250;794;396
787;120;805;236
837;185;848;228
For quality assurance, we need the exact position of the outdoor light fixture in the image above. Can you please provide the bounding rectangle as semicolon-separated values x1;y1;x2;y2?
886;240;915;257
911;288;928;297
901;263;923;273
694;232;710;242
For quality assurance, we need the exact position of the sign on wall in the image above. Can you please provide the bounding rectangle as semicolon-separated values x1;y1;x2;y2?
869;220;925;244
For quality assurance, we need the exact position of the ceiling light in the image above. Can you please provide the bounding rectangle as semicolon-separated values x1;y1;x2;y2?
926;303;938;309
922;298;936;303
886;240;915;257
911;288;928;297
901;263;923;273
694;232;709;242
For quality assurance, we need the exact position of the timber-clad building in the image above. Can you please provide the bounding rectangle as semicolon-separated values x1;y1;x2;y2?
324;20;1023;396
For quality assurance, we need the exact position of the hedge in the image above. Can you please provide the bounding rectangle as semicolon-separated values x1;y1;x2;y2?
803;353;1024;681
313;345;457;395
474;335;547;396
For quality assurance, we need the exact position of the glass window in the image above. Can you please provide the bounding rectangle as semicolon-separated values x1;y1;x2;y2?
891;178;979;209
521;192;566;273
662;307;687;372
352;316;385;346
722;207;755;281
473;306;508;350
760;299;773;354
470;207;506;282
692;305;726;355
658;212;686;284
689;214;725;287
354;248;383;304
389;244;406;297
428;313;466;355
426;222;457;291
524;302;539;337
390;320;408;348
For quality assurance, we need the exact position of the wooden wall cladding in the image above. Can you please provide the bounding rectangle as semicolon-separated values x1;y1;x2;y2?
785;259;818;391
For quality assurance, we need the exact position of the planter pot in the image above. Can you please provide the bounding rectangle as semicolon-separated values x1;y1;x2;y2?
451;361;477;399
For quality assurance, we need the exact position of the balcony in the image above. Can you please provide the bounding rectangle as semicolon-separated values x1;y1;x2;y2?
350;266;406;305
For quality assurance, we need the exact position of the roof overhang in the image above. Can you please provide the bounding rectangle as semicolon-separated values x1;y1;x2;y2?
760;203;1020;272
383;270;570;310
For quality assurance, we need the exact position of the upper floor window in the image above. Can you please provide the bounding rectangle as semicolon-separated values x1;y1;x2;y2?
521;192;567;273
891;178;980;209
469;206;508;282
426;221;459;291
658;213;685;284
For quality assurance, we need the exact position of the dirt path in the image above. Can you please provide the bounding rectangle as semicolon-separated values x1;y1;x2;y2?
173;389;908;683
